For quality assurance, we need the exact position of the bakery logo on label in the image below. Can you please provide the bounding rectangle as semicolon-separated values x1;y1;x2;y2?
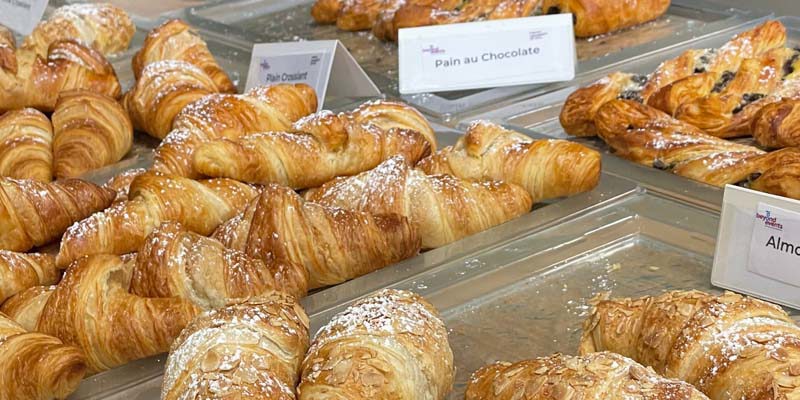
756;209;784;231
259;60;271;70
529;31;548;40
422;45;446;55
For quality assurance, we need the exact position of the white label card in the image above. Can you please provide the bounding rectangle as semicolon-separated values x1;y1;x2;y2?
0;0;48;35
398;14;575;94
246;40;380;111
712;185;800;309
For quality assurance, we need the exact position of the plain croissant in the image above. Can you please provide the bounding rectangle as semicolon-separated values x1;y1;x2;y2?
162;293;310;400
0;251;58;305
418;121;601;203
213;183;421;289
0;312;88;400
133;19;236;94
131;221;308;309
306;155;533;249
0;285;55;331
298;289;454;399
466;352;710;400
193;108;432;189
103;168;146;203
0;108;53;182
37;254;200;374
56;172;258;268
152;83;318;178
52;90;133;179
581;290;800;399
0;177;115;252
347;100;437;150
22;3;135;57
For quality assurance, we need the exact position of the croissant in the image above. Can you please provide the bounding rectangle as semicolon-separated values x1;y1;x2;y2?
306;155;533;248
340;100;438;150
22;3;135;57
595;100;800;199
0;251;58;305
133;19;236;94
753;98;800;149
311;0;343;24
0;312;87;400
542;0;670;37
37;254;199;374
193;109;431;188
0;178;115;253
466;352;710;400
103;168;146;203
0;26;13;73
162;293;310;400
298;289;454;399
56;173;258;268
417;121;600;202
213;183;420;289
131;221;308;309
152;83;318;178
52;90;133;179
0;108;53;182
123;60;220;139
0;39;121;112
0;285;55;331
581;290;800;399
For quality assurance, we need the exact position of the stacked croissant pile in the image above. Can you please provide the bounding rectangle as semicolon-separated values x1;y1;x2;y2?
312;0;671;42
0;3;602;399
561;20;800;200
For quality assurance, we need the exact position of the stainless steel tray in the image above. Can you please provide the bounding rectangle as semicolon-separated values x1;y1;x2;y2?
185;0;767;124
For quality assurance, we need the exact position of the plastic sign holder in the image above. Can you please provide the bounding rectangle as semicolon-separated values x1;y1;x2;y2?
0;0;48;35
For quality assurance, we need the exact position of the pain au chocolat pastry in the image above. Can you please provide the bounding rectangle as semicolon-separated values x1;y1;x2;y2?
466;352;710;400
594;99;800;200
560;20;786;137
581;290;800;399
542;0;671;38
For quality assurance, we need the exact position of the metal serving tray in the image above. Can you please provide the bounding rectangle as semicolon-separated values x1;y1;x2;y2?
185;0;766;124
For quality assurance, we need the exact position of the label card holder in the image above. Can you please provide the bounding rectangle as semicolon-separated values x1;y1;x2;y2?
0;0;48;35
712;185;800;309
246;40;380;111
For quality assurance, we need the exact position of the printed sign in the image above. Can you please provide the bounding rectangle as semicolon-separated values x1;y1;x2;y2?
712;185;800;309
398;14;575;94
246;40;380;111
0;0;48;35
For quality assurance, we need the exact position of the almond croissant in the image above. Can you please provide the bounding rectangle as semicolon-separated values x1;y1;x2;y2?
466;352;710;400
418;121;600;202
306;155;533;249
0;251;58;305
152;83;318;178
0;285;54;331
131;221;308;308
213;183;421;289
37;254;200;374
133;19;235;94
193;109;432;189
56;172;259;268
0;108;53;182
581;290;800;400
0;177;115;252
52;90;133;179
22;3;135;57
162;293;310;400
0;311;87;400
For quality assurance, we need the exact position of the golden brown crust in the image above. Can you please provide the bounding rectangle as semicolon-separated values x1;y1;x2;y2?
466;352;710;400
560;72;645;137
753;99;800;149
55;172;259;268
542;0;670;38
312;0;344;23
348;100;438;150
52;89;133;179
298;289;454;399
152;83;318;178
581;290;800;400
162;294;309;400
0;178;115;253
0;251;58;305
133;19;235;94
213;184;421;289
22;3;135;57
131;221;308;308
103;168;147;203
0;108;53;182
306;155;533;249
0;285;55;331
37;254;200;374
418;121;600;202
